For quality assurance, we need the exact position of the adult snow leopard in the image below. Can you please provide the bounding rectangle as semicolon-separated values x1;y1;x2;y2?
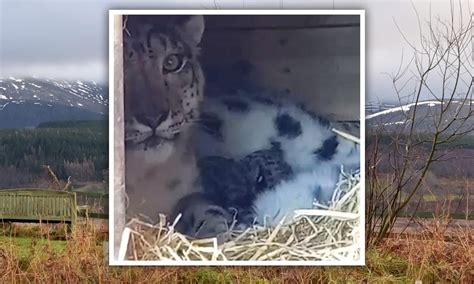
124;15;207;222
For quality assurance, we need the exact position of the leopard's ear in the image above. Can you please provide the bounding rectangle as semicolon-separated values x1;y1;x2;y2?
177;15;205;45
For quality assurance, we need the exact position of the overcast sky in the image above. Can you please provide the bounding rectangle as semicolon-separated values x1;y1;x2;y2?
0;0;471;101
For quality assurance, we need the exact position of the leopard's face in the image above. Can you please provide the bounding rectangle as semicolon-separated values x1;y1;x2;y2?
123;16;205;157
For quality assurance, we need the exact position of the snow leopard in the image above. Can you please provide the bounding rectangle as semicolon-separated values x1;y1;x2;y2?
123;15;206;222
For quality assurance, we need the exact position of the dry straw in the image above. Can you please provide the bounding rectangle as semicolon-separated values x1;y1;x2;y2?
120;128;361;262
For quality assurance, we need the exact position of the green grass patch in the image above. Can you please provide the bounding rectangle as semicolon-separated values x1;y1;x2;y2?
0;235;66;259
422;193;467;202
353;248;411;283
191;268;234;284
422;194;438;202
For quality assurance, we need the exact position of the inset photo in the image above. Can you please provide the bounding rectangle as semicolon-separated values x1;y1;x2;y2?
109;10;365;265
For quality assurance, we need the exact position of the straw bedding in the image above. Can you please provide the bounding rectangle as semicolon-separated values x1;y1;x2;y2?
120;128;361;262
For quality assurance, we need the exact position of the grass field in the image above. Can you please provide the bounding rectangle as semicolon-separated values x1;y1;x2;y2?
0;236;66;259
0;219;472;283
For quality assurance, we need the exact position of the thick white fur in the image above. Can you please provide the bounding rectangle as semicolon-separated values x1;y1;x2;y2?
194;93;360;228
252;164;340;226
277;103;333;172
329;138;360;171
195;97;278;159
195;95;359;171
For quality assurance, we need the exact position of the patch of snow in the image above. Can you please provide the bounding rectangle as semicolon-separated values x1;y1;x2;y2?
366;101;443;120
77;103;83;107
0;94;8;100
11;83;19;90
383;121;406;126
8;76;22;82
0;87;6;90
77;86;90;94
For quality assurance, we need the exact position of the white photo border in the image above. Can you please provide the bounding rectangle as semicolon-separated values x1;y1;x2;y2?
109;9;366;266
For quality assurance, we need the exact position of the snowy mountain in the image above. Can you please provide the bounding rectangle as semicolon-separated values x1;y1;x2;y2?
365;100;473;135
0;77;108;128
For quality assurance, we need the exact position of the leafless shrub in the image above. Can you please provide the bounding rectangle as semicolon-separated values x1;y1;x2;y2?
366;0;473;245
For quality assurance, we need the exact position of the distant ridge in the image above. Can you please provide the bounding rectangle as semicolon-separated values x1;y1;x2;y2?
365;100;473;135
0;77;108;128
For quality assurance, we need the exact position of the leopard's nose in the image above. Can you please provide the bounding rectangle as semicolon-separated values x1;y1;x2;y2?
136;112;168;129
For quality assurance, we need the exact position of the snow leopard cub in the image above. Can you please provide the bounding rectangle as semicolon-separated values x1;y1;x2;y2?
198;144;293;206
198;156;255;210
173;145;294;237
240;142;294;195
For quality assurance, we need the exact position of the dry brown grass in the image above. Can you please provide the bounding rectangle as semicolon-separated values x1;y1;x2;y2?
381;220;474;282
1;216;473;283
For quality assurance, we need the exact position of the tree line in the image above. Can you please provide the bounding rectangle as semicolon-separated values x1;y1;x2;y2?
0;120;108;187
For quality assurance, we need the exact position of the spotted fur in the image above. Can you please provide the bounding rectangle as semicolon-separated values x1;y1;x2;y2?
193;93;360;173
240;144;294;194
124;15;205;152
124;15;206;222
198;156;255;209
193;93;360;228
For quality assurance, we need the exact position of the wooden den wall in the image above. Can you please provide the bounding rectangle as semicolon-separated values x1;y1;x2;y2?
200;15;361;121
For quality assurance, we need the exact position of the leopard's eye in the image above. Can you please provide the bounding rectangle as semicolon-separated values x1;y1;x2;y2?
163;54;185;73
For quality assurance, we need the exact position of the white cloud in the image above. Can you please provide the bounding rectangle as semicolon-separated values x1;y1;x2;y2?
0;61;107;83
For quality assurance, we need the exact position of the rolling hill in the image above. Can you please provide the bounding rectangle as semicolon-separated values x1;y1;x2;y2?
365;100;473;136
0;77;108;128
